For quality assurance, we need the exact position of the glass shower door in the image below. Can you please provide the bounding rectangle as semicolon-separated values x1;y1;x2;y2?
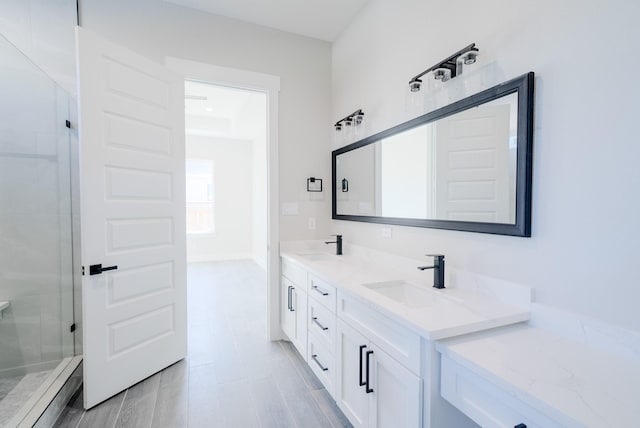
0;33;75;425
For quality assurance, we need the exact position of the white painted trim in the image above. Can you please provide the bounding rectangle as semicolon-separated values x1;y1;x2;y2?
165;57;282;341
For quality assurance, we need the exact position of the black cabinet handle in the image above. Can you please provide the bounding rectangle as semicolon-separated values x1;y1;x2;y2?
312;317;329;331
514;424;527;428
359;345;367;386
311;354;328;371
365;350;374;393
89;264;118;276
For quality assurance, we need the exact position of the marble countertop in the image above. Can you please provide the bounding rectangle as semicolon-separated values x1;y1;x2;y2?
436;323;640;427
280;245;530;341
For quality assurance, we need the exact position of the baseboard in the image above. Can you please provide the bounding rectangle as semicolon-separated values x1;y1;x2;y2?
187;253;253;263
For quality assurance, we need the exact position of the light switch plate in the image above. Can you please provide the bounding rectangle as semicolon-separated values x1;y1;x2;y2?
281;202;299;216
381;227;392;239
308;217;316;230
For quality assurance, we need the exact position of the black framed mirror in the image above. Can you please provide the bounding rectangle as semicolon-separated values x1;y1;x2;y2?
332;72;534;237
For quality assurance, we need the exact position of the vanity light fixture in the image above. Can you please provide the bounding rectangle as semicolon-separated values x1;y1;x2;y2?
408;43;479;92
334;109;365;133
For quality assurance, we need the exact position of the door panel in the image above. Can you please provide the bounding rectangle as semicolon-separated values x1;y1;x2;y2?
434;104;511;223
77;27;186;409
369;344;422;428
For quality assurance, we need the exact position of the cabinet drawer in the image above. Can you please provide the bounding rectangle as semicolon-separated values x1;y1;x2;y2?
440;355;563;428
308;298;336;350
338;292;421;375
308;275;337;313
282;257;307;290
308;332;336;396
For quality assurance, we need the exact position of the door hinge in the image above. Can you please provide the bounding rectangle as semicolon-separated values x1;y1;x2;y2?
82;266;85;276
70;323;76;333
65;120;71;129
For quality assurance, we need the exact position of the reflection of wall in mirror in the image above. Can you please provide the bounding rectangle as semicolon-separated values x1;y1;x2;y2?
379;126;432;218
336;144;376;215
433;103;513;223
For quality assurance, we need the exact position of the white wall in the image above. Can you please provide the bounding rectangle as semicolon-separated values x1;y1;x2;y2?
80;0;333;242
186;136;253;262
332;0;640;331
235;93;268;268
0;0;77;95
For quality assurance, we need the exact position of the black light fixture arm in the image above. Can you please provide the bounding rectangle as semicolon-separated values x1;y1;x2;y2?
409;43;479;85
334;109;365;129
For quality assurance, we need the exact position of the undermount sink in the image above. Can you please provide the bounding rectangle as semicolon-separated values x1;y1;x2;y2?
296;253;334;262
362;280;436;308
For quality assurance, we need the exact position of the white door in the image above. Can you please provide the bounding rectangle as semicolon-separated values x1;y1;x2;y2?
369;344;421;428
336;320;369;428
434;104;511;223
77;28;186;409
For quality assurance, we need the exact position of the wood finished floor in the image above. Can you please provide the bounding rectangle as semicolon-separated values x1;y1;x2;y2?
53;260;352;428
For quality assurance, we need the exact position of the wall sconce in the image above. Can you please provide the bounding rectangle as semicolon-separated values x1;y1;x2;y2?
334;109;365;132
307;177;323;192
408;43;479;92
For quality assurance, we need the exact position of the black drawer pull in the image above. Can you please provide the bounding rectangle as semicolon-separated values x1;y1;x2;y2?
514;425;527;428
311;354;329;371
312;317;329;331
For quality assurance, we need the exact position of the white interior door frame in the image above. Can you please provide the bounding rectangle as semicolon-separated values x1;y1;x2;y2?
165;57;282;341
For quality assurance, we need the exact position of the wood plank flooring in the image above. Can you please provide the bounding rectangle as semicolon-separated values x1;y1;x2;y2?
53;260;351;428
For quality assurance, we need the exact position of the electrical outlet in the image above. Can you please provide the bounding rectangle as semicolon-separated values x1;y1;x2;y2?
308;217;316;230
381;227;392;239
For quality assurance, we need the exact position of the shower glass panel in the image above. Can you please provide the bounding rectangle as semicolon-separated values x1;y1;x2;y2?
0;34;74;424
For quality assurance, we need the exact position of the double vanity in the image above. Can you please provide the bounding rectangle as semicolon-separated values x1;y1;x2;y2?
280;241;640;428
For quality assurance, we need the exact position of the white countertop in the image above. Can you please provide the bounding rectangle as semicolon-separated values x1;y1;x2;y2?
436;323;640;428
281;246;530;341
0;300;9;319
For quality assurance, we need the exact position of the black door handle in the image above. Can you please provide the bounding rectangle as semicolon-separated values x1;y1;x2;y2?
89;264;118;275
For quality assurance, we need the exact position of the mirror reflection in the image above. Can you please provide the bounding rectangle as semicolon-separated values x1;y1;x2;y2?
336;92;518;224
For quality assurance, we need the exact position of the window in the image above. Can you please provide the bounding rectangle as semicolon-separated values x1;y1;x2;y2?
186;159;214;234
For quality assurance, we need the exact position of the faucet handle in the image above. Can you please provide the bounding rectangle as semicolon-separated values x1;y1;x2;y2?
425;254;444;258
331;234;342;238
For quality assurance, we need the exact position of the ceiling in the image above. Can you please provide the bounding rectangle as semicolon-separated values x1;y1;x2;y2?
165;0;369;42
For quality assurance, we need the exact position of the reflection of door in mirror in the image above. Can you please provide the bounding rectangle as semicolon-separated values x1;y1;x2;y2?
336;144;376;214
433;103;512;223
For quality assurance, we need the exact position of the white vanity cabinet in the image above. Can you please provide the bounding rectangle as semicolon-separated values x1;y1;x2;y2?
281;259;308;360
336;294;422;428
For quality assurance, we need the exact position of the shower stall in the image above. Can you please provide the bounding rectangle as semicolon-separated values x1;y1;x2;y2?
0;32;79;426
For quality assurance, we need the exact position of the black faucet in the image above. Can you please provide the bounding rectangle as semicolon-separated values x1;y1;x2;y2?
417;254;445;289
325;235;343;255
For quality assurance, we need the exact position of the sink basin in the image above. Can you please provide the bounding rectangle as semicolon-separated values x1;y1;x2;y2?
296;253;334;262
362;280;436;308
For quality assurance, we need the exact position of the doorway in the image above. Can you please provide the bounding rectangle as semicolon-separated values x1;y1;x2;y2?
184;82;268;267
167;58;282;342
